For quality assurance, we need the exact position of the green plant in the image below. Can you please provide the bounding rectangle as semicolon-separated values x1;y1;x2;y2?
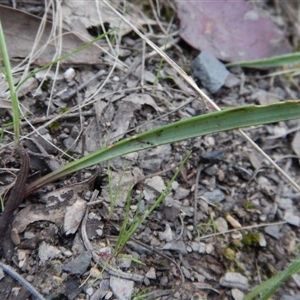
244;201;255;210
2;10;300;300
48;121;60;133
242;232;260;246
114;153;189;256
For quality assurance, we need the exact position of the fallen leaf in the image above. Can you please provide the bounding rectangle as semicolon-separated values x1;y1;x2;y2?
64;198;87;235
61;0;156;38
0;5;102;66
176;0;291;62
13;173;97;233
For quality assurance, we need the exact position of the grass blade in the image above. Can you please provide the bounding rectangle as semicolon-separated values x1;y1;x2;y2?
0;19;20;141
244;255;300;300
226;52;300;68
25;101;300;195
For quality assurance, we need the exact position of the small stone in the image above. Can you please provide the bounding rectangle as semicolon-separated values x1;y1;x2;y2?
38;241;61;264
143;71;156;84
110;276;134;300
203;189;225;203
63;137;76;150
64;68;75;82
226;215;242;229
224;73;240;88
278;198;293;210
231;288;245;300
220;272;249;290
159;224;173;242
199;243;206;253
258;233;267;247
163;241;187;254
160;275;168;287
146;267;156;279
215;217;228;233
63;251;92;275
117;257;132;269
205;244;214;254
86;287;94;296
174;188;190;200
284;211;300;227
192;51;230;93
90;267;102;278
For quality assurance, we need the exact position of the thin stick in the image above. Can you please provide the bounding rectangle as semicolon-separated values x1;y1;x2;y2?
0;262;46;300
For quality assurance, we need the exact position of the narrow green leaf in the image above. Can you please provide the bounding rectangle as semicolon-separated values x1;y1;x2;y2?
25;101;300;195
226;52;300;68
244;255;300;300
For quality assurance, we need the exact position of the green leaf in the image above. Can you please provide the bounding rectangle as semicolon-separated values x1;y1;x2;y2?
226;52;300;68
25;101;300;195
244;254;300;300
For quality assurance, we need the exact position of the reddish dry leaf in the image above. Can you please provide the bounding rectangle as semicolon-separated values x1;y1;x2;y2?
176;0;292;62
0;5;102;66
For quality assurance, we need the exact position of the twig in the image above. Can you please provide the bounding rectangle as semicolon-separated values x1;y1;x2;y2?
0;147;29;249
0;262;46;300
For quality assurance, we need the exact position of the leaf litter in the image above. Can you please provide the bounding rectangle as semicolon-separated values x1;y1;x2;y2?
1;0;300;299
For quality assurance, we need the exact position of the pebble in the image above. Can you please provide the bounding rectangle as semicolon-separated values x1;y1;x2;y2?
89;267;102;278
284;211;300;227
86;287;94;296
159;224;173;242
219;272;249;290
231;288;245;300
203;189;225;203
201;150;224;163
174;187;190;200
226;215;242;229
224;73;240;88
117;256;132;269
264;225;281;239
278;198;294;210
205;244;214;254
215;217;228;233
146;267;156;279
199;243;206;254
63;251;92;275
38;241;61;264
143;71;156;84
163;241;188;254
192;51;229;93
63;137;76;150
160;275;169;287
64;68;75;82
110;276;134;300
258;233;267;247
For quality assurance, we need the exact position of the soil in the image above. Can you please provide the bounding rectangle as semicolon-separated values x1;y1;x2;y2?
1;1;300;300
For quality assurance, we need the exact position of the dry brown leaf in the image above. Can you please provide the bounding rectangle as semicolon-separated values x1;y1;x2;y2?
61;0;156;38
0;5;102;66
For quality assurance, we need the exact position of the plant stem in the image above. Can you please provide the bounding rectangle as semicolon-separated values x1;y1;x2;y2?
0;19;20;142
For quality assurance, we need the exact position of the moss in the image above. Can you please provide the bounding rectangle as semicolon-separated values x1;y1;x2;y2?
242;232;260;246
48;121;60;133
223;247;236;261
244;201;255;210
60;107;69;113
